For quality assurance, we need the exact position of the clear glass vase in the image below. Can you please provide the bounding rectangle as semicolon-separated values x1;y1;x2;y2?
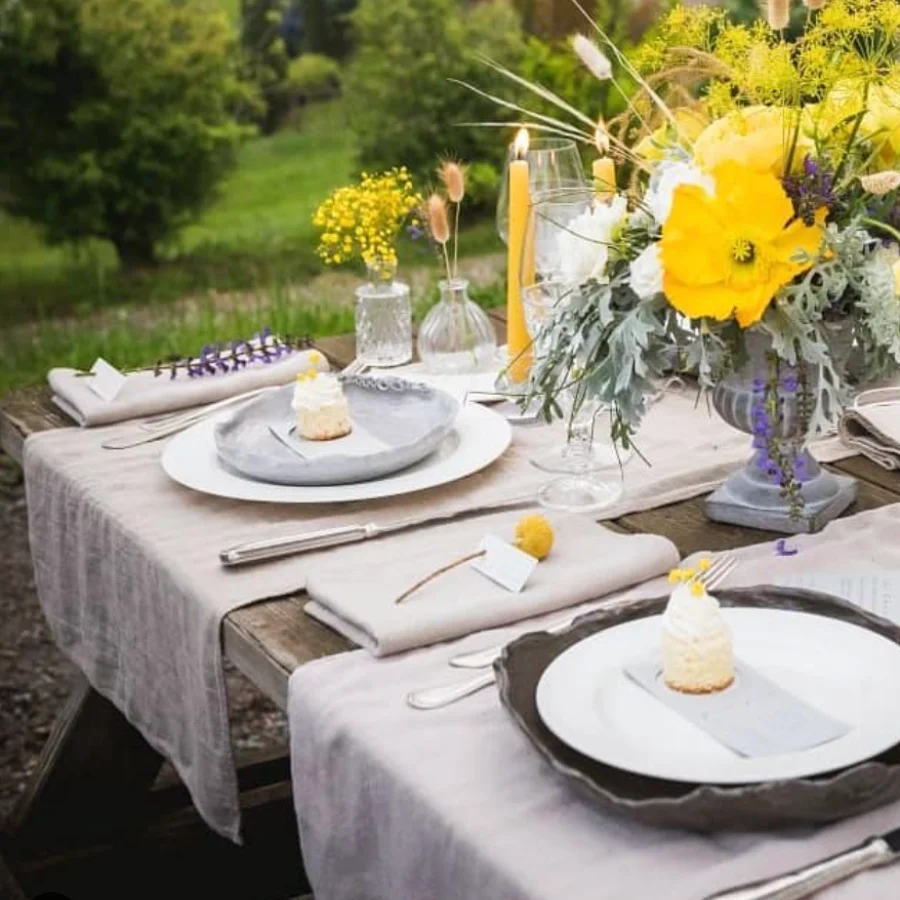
354;262;412;367
417;279;498;375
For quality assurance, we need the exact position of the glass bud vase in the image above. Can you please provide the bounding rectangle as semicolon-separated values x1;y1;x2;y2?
354;262;412;367
417;278;498;375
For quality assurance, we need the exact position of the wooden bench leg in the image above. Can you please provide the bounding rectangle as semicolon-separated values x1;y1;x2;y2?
4;672;164;853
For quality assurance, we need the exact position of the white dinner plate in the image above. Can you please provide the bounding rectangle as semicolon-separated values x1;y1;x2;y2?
161;401;511;503
535;608;900;784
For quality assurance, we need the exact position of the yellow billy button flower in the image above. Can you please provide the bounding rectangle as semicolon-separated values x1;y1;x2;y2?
660;161;826;328
514;515;554;561
395;514;554;604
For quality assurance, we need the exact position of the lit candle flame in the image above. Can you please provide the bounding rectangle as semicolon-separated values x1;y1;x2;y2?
594;118;610;155
513;128;529;160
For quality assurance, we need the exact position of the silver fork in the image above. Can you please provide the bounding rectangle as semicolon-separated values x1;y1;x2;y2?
405;554;738;711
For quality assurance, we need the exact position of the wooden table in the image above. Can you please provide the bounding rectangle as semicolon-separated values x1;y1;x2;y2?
4;310;900;894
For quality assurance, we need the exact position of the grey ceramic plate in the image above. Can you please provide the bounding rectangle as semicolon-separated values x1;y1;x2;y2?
496;587;900;831
214;375;459;486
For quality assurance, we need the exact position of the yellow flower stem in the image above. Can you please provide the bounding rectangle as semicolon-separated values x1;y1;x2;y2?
394;551;485;605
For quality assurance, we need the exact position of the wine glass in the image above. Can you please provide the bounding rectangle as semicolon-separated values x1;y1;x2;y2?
496;137;588;245
521;281;625;514
522;193;632;472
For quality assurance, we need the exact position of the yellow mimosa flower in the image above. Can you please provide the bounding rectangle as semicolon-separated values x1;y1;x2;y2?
660;162;826;328
693;106;813;177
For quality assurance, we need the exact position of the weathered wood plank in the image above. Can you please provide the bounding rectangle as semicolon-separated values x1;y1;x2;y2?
616;475;898;557
224;597;351;711
832;454;900;497
5;673;164;853
0;386;69;465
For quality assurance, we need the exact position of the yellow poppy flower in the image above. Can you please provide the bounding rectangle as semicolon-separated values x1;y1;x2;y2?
660;161;826;328
693;106;813;177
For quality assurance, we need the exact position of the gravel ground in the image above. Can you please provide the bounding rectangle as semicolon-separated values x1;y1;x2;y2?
0;451;287;823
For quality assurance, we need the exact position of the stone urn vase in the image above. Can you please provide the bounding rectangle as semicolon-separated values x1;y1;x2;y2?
705;327;857;534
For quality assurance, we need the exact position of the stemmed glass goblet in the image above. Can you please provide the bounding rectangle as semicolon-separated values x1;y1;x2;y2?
521;280;625;514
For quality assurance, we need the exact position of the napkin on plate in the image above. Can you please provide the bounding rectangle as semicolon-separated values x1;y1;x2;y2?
304;510;679;656
838;387;900;470
49;347;328;427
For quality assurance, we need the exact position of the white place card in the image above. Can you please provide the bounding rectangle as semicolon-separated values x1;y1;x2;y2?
774;572;900;624
625;658;851;758
470;534;538;593
86;358;127;403
268;421;390;461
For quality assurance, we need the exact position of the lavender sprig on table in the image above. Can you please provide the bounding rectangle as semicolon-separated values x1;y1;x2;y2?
153;328;312;380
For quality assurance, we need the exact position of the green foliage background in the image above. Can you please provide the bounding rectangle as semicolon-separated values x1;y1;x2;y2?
0;0;255;265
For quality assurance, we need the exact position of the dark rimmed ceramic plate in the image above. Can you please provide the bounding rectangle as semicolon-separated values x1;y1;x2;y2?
496;587;900;831
214;375;459;486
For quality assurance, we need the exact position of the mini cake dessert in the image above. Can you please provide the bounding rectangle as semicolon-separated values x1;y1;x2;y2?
291;371;352;441
661;565;734;694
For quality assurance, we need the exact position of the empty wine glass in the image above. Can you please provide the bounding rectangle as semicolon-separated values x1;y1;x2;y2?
522;280;625;514
496;137;588;245
522;195;632;473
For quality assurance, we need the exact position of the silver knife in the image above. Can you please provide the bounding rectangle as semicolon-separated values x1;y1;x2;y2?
219;493;537;567
705;828;900;900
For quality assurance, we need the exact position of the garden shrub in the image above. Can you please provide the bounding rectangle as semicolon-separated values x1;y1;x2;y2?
286;53;342;101
0;0;255;267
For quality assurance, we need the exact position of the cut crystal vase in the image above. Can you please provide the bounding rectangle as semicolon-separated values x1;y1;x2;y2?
706;327;857;534
354;262;412;367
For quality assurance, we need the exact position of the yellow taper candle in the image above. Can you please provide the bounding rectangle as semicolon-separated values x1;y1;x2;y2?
507;128;533;384
593;118;616;202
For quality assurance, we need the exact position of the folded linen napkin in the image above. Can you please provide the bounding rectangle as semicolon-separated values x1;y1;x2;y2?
838;387;900;470
304;510;679;655
49;346;328;427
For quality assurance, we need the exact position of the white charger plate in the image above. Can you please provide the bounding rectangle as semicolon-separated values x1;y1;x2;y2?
535;608;900;785
161;402;511;503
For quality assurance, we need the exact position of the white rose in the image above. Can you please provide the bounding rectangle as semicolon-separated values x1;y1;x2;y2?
646;161;714;225
629;243;663;299
554;194;628;286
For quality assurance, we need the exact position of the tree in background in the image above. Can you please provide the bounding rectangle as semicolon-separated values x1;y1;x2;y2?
345;0;526;210
240;0;292;133
0;0;255;268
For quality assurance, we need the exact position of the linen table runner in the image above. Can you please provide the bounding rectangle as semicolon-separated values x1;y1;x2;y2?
289;504;900;900
23;383;854;843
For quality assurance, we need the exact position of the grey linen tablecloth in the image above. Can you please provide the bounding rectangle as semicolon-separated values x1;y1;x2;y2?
23;383;855;843
289;504;900;900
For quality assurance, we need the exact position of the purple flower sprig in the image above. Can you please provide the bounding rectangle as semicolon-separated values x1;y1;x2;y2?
152;327;313;380
750;360;812;521
783;156;837;226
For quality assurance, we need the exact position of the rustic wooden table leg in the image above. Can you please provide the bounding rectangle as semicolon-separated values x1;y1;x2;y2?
4;672;164;854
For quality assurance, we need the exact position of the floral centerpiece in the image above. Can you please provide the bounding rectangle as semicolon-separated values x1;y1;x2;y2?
477;0;900;531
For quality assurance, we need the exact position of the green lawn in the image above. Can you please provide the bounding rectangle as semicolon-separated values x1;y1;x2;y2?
0;99;503;394
0;101;359;326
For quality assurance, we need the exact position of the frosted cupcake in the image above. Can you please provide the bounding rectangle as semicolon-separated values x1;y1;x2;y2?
292;371;352;441
661;565;734;694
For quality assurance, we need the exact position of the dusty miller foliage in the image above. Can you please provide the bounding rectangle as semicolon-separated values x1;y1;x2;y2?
527;220;900;448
